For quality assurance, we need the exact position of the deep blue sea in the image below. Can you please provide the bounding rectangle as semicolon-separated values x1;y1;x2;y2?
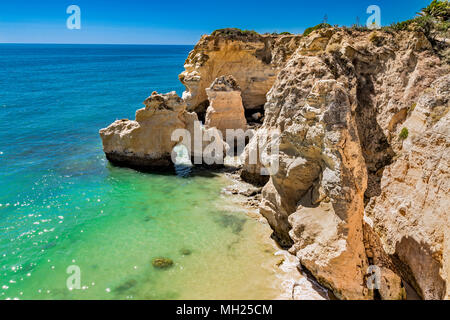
0;44;285;300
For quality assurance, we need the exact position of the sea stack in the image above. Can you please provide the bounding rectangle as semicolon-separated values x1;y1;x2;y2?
100;91;229;169
205;75;248;141
99;91;199;169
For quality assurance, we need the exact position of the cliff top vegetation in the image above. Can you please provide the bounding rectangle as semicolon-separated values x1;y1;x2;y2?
211;1;449;40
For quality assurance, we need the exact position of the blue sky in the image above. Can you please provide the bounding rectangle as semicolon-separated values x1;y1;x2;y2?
0;0;432;44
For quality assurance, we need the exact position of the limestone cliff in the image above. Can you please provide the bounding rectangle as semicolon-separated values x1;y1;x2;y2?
241;27;449;299
365;74;450;300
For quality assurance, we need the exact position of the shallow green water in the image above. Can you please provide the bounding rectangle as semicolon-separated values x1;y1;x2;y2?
1;165;284;300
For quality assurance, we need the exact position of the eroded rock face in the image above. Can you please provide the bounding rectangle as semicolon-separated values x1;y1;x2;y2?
179;29;302;113
241;27;449;299
260;77;370;300
378;267;407;300
365;75;450;300
205;75;247;140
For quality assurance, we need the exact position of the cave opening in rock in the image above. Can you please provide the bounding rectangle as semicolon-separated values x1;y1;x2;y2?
245;104;266;128
193;100;209;123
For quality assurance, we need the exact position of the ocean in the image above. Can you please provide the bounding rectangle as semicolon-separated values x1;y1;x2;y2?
0;44;289;300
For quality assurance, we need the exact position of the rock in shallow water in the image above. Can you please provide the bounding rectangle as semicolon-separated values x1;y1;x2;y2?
100;91;229;170
99;92;195;170
214;213;247;235
152;257;174;269
114;279;137;293
180;248;192;256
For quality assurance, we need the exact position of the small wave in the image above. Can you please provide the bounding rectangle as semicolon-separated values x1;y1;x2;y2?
174;164;192;177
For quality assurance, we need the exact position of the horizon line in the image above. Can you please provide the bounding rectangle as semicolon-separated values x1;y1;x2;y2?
0;42;196;46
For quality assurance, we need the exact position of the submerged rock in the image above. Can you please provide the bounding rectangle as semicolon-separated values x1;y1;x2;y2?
18;262;36;274
180;248;192;256
276;258;285;267
143;215;154;222
152;257;174;269
215;213;247;235
114;279;137;293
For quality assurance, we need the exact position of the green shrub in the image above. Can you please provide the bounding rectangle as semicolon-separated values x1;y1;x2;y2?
391;16;434;33
303;23;331;36
389;1;449;38
279;31;292;35
348;23;370;32
436;20;450;32
242;30;259;35
419;0;450;21
390;19;412;31
399;128;409;140
211;28;259;37
414;15;435;34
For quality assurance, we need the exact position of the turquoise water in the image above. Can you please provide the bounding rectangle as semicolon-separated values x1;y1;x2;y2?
0;44;283;300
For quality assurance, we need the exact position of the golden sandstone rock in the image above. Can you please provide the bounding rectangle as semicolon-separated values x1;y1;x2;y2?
365;75;450;300
100;91;228;169
205;75;248;141
100;91;195;169
179;29;302;113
